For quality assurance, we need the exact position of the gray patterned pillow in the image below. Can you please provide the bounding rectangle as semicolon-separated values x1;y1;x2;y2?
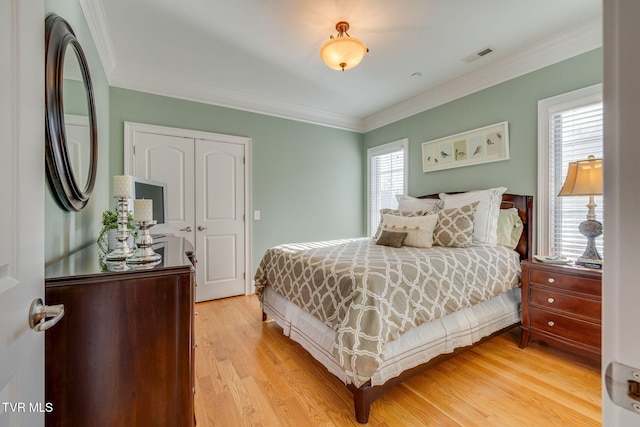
433;202;479;248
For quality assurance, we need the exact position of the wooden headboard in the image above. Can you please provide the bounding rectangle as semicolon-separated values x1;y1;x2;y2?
419;193;534;260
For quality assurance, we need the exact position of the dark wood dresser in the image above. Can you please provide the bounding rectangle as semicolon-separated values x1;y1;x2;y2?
519;259;601;361
44;236;196;426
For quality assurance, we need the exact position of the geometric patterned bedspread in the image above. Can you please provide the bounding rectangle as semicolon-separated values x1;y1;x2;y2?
254;238;521;387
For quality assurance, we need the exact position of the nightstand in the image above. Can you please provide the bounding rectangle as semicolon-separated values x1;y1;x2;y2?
519;259;602;361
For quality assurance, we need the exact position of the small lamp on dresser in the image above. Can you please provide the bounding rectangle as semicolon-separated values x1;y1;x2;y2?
557;155;603;268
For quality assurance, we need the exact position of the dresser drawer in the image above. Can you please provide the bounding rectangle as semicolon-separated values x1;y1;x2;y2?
528;269;601;296
529;307;601;348
529;287;601;321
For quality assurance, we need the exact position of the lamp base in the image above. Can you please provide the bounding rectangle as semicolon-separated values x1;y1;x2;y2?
576;219;602;268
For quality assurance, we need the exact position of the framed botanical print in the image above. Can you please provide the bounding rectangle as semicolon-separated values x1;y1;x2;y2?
422;121;509;172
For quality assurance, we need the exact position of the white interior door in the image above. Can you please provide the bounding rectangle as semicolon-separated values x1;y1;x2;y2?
131;131;196;246
195;139;245;302
603;1;640;425
0;0;46;425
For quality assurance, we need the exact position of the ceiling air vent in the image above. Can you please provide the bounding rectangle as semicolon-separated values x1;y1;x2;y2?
461;47;494;64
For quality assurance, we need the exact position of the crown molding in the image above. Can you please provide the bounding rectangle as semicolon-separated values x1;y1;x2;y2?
362;17;602;132
80;0;117;75
108;65;365;132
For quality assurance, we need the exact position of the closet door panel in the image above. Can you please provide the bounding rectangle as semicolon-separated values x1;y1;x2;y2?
133;132;195;245
195;139;245;301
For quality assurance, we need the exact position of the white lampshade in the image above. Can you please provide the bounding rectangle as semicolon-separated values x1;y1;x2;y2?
320;21;367;71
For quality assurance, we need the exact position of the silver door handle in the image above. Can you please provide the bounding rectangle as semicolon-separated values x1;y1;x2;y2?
29;298;64;332
197;226;207;231
180;226;193;232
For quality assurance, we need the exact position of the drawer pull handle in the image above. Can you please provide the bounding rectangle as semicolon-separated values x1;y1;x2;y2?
548;320;555;327
547;297;555;303
547;277;555;284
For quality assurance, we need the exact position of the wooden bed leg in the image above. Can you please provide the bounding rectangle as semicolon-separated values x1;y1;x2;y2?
262;310;267;321
353;384;372;424
519;327;530;349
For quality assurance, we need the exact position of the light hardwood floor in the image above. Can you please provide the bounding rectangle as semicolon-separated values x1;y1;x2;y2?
194;295;601;426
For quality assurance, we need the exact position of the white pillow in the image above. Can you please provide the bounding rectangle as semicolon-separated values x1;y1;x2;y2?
395;194;443;212
439;187;507;245
381;213;439;248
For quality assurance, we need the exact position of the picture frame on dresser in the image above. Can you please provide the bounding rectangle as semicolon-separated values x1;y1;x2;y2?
519;259;602;361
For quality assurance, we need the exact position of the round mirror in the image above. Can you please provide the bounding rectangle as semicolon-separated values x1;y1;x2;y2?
45;14;98;212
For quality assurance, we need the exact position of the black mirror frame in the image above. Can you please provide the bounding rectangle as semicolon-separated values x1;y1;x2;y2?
45;14;98;212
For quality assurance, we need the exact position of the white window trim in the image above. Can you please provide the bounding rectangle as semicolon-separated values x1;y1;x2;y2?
537;83;602;255
367;138;408;235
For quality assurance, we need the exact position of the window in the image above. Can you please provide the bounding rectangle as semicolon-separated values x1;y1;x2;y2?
538;84;603;259
367;139;408;236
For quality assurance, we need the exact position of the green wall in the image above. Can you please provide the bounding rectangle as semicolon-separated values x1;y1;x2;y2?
42;10;601;277
109;88;363;271
109;49;601;275
364;48;603;204
45;0;110;265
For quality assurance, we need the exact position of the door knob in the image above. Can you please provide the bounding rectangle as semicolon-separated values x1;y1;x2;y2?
198;226;207;231
29;298;64;332
180;226;193;232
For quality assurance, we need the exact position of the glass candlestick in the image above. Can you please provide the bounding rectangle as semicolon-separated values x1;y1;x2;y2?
105;197;134;261
126;220;162;267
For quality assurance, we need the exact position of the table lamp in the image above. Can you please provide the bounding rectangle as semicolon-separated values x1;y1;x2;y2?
558;155;603;267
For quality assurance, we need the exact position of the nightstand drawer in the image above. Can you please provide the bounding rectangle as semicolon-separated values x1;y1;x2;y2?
529;269;601;296
529;307;601;348
529;287;601;320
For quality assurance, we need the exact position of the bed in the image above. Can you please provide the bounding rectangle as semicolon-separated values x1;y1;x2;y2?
255;191;533;423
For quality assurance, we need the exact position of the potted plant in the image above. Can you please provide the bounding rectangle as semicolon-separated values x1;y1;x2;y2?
97;209;136;253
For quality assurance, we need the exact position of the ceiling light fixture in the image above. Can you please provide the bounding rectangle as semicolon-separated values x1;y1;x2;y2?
320;21;368;71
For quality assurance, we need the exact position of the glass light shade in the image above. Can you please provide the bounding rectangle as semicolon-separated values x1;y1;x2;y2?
320;36;367;71
558;157;603;196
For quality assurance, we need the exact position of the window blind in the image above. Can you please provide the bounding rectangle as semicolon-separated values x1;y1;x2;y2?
369;148;404;236
549;101;604;259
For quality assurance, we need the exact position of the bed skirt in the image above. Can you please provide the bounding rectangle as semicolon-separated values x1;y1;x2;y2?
262;286;521;387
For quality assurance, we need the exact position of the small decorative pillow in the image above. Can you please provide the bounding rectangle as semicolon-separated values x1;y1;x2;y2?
375;230;408;248
433;202;479;248
395;194;444;213
373;208;432;239
381;213;439;248
496;208;524;250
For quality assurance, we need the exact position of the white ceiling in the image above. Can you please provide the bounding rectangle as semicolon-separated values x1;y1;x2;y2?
80;0;602;132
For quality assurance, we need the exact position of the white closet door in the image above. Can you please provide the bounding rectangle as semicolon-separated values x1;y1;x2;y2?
194;139;245;301
132;132;195;245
